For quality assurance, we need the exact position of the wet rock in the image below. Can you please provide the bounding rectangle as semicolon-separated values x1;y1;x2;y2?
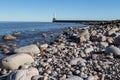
7;67;39;80
14;44;40;56
66;76;83;80
3;48;10;54
41;32;47;37
3;34;16;40
14;31;21;36
0;53;34;70
105;45;120;57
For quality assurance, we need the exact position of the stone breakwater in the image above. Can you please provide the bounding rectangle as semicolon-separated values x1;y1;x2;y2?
0;22;120;80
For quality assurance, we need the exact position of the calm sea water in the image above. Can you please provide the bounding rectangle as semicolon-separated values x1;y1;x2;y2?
0;22;86;46
0;22;85;36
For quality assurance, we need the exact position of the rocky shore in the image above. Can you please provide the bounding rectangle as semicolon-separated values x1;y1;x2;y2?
0;22;120;80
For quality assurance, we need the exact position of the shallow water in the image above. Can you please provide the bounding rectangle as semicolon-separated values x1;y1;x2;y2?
0;22;86;46
0;22;85;35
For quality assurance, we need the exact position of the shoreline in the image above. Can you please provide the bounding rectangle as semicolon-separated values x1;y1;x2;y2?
53;19;120;25
0;21;120;80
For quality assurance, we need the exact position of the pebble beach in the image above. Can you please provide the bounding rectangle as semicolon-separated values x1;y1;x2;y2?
0;21;120;80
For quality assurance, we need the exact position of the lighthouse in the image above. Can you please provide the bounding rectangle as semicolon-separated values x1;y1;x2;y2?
53;13;56;22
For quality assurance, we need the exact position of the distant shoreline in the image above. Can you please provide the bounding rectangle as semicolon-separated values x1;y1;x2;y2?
53;18;120;25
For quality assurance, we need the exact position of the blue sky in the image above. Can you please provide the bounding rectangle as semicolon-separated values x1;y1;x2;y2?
0;0;120;21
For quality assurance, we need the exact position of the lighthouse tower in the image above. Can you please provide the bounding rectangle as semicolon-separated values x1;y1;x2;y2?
53;13;56;22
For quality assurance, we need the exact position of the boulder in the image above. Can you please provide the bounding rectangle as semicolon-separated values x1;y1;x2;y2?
0;53;34;70
105;45;120;57
7;68;39;80
66;76;83;80
3;34;16;40
14;44;40;56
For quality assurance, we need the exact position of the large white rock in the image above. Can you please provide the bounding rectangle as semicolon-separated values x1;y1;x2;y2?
0;53;34;70
66;76;83;80
105;45;120;57
14;44;40;55
7;68;39;80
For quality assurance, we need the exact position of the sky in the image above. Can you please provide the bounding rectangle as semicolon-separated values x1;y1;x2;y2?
0;0;120;22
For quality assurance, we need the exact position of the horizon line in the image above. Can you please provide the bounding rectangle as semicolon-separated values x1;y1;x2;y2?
0;18;120;22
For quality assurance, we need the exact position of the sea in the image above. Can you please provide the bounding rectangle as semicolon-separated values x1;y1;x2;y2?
0;22;86;46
